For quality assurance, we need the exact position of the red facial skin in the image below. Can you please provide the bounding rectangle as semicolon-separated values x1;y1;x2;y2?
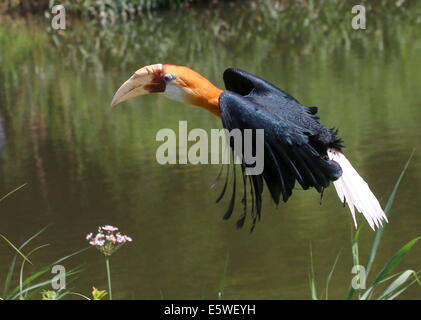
144;72;166;93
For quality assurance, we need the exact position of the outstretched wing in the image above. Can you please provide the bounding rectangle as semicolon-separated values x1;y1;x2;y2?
215;69;343;230
223;67;318;118
223;68;343;149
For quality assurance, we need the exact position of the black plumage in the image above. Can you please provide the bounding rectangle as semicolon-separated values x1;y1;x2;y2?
216;68;344;230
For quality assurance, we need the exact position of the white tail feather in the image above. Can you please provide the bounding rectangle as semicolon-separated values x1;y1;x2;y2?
327;148;388;230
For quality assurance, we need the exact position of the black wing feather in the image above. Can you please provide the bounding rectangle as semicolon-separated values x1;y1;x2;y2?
215;68;343;230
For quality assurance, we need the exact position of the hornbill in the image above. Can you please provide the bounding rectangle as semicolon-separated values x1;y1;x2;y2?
111;64;387;231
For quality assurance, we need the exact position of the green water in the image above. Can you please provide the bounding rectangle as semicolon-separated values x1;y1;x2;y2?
0;2;421;299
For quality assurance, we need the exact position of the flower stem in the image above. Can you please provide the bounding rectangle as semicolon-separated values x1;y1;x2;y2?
105;257;112;300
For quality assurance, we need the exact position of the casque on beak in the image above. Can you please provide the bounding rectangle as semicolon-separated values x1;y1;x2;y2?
110;64;165;107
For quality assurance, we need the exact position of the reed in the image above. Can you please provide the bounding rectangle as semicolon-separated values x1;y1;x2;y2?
309;152;421;300
0;225;87;300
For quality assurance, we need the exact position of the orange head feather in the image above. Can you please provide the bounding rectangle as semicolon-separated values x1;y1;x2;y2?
162;64;223;116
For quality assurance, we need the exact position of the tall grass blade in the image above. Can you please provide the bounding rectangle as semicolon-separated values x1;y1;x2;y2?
385;272;421;300
9;266;82;300
0;234;32;265
0;183;27;203
324;249;342;300
360;287;374;300
2;225;49;296
19;244;50;300
309;242;318;300
218;252;229;300
347;152;414;300
6;247;89;299
24;271;84;300
346;226;362;299
377;270;416;300
386;287;410;300
360;238;420;300
371;237;421;286
365;151;414;276
67;292;91;300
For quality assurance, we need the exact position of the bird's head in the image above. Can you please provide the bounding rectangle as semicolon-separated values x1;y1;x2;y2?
111;63;222;116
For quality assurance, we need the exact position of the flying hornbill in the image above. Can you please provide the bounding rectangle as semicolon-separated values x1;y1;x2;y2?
111;64;387;231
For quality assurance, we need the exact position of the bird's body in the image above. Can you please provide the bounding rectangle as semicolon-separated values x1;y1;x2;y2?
111;64;388;231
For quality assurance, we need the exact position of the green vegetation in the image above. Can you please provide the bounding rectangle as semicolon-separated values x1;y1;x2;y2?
3;0;420;23
0;188;88;300
218;252;229;300
1;0;197;16
309;152;421;300
0;226;85;300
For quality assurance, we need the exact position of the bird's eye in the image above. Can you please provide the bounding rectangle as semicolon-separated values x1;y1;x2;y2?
162;73;174;82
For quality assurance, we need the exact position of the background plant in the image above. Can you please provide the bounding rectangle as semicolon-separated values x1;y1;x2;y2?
309;152;421;300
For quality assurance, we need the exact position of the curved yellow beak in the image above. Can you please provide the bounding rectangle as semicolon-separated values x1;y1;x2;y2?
110;64;165;107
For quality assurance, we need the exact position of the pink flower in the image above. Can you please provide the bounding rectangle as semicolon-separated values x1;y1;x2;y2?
89;239;105;246
86;225;132;256
101;225;118;232
95;233;104;240
106;235;117;243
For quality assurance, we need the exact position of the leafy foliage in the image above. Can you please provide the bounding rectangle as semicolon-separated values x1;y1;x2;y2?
0;225;86;300
310;152;421;300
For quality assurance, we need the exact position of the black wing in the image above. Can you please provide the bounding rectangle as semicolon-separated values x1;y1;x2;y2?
214;68;343;231
224;68;312;115
223;68;343;149
224;67;299;99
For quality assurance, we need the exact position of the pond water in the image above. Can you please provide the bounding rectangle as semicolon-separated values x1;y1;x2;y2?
0;3;420;299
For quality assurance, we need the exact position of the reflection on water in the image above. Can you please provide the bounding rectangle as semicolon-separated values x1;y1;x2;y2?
0;2;421;299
